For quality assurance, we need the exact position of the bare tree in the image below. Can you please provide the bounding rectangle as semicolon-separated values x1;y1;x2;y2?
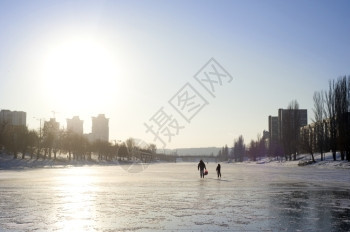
92;139;109;160
312;91;326;160
219;145;229;161
347;76;350;161
300;125;315;162
334;76;349;160
224;145;229;161
291;100;302;160
148;144;157;154
118;143;128;161
325;80;337;161
126;138;136;160
2;125;18;159
61;130;73;160
27;130;39;159
233;135;245;162
248;139;258;161
217;149;223;161
15;125;29;159
0;122;8;150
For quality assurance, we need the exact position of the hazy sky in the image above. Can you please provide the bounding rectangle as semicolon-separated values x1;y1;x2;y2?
0;0;349;149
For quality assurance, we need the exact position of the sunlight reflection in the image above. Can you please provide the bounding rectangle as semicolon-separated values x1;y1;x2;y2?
54;168;98;231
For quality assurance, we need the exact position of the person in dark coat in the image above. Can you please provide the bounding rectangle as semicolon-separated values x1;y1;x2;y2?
198;160;206;178
216;163;221;178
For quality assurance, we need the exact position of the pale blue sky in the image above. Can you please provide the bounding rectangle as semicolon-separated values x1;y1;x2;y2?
0;0;349;148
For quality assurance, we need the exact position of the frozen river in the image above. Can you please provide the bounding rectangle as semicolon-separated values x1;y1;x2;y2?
0;162;350;231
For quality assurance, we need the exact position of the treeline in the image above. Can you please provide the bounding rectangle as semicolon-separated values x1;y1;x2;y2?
217;135;250;162
217;76;350;162
0;123;157;162
301;76;350;161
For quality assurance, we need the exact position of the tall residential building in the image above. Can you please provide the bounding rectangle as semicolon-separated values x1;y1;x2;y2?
67;116;83;135
278;108;307;141
91;114;109;142
0;109;26;126
268;116;278;142
268;116;278;154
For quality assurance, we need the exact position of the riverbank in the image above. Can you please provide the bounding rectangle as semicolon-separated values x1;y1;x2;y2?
247;152;350;169
1;152;349;170
0;152;146;170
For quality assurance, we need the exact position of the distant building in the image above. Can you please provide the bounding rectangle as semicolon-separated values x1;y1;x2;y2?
91;114;109;142
262;130;270;152
267;109;307;156
278;108;307;141
300;122;317;152
268;116;278;153
262;130;270;140
0;109;26;126
84;133;94;143
43;118;60;135
67;116;83;135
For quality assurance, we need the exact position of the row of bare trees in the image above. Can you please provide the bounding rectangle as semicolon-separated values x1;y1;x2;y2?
300;76;350;161
247;134;266;162
232;135;246;162
217;145;229;161
217;135;248;162
0;122;157;162
0;123;38;159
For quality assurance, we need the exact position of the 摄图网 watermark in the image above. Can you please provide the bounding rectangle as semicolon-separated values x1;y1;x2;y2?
144;58;233;148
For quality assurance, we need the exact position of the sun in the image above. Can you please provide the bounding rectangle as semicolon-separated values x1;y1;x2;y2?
41;36;119;114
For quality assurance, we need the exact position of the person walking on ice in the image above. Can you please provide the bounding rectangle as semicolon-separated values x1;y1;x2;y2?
198;160;207;178
216;163;221;179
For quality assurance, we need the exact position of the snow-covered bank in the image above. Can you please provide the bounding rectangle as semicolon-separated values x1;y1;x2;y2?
0;153;150;170
242;152;350;169
1;152;349;170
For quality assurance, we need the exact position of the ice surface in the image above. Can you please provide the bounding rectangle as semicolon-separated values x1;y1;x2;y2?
0;163;349;231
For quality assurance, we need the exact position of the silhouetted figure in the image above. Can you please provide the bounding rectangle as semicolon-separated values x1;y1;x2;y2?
198;160;206;178
216;164;221;178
